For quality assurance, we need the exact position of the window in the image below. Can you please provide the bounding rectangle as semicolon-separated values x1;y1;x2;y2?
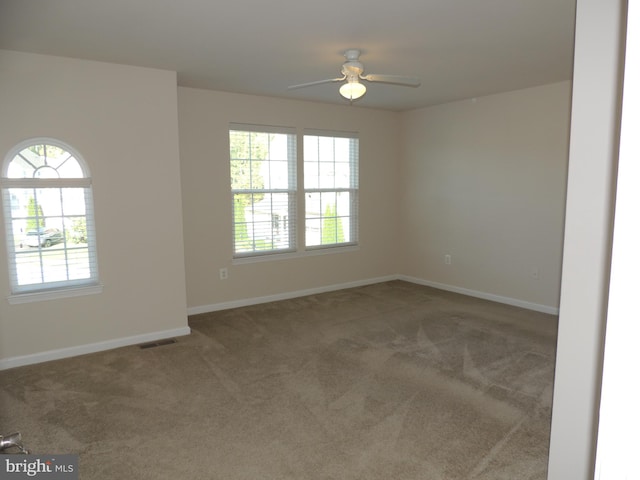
1;138;99;300
304;131;359;248
230;125;297;257
229;125;359;259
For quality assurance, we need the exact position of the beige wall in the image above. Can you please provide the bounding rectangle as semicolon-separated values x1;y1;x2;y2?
0;51;573;367
178;87;401;311
399;82;571;311
0;51;189;366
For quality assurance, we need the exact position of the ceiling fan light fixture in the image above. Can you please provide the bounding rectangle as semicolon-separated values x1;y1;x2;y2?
288;49;420;102
339;80;366;100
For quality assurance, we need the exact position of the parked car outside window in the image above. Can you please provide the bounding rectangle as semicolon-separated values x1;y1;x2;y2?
25;228;64;248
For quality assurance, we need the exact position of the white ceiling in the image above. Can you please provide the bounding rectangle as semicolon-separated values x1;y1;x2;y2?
0;0;576;112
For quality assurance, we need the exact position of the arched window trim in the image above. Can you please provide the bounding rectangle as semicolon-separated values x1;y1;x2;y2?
2;137;102;303
1;137;91;178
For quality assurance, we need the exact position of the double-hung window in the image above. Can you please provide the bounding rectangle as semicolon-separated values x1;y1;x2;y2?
229;125;358;259
230;124;297;257
304;131;359;248
1;138;100;301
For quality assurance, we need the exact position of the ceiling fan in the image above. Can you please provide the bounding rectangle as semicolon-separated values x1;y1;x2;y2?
288;49;421;101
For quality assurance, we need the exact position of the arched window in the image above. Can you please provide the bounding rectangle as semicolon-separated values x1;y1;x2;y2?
1;138;100;300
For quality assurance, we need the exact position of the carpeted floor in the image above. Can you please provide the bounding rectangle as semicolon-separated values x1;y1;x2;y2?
0;281;558;479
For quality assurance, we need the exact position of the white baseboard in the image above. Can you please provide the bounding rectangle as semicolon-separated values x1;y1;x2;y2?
2;276;557;370
0;326;191;371
187;275;398;315
399;275;559;315
188;274;559;316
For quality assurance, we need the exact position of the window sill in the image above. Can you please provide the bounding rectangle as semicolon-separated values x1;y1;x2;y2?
8;284;104;305
233;244;359;265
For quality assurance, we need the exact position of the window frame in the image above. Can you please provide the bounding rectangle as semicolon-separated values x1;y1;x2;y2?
228;125;360;263
303;129;359;250
229;124;298;259
1;138;101;303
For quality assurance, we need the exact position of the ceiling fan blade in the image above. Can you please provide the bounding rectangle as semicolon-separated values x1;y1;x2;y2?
287;77;346;90
360;74;421;87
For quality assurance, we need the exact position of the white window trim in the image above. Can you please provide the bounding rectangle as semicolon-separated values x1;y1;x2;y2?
228;125;360;262
2;137;100;301
232;244;360;265
303;129;359;250
7;284;103;305
230;124;298;258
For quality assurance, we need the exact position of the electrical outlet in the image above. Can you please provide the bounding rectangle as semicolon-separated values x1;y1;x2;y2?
531;267;539;280
444;254;452;265
219;268;228;280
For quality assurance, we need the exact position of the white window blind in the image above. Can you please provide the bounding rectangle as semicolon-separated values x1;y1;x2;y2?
229;124;297;257
303;131;359;248
1;139;99;295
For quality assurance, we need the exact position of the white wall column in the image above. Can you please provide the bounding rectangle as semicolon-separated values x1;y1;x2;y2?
547;0;625;478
